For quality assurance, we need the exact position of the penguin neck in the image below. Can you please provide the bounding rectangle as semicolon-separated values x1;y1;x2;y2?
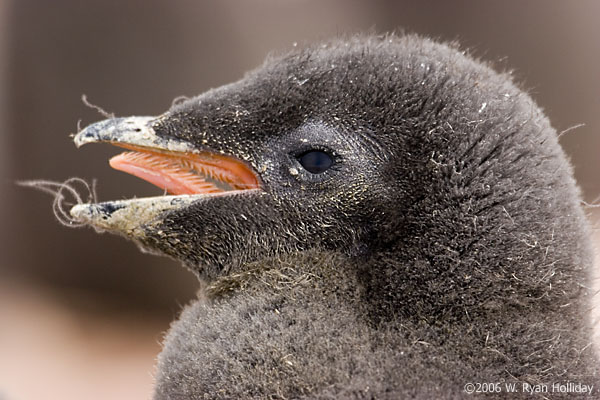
202;249;363;303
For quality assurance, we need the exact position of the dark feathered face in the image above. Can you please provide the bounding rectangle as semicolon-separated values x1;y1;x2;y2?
72;43;407;279
73;35;514;280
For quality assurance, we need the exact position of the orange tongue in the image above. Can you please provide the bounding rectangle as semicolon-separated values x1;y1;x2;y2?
109;147;260;195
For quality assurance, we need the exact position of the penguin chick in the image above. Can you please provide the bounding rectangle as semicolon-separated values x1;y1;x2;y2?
68;34;598;398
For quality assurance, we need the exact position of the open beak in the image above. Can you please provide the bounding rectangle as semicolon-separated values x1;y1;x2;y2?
70;116;262;238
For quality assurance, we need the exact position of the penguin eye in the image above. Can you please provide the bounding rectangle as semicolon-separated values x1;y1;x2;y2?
297;150;334;174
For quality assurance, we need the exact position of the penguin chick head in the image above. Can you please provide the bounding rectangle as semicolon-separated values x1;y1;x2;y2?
72;37;404;279
71;35;565;285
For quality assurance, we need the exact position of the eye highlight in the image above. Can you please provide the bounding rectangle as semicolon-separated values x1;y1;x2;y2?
297;150;334;174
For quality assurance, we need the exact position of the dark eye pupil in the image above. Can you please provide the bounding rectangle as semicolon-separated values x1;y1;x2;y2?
298;151;333;174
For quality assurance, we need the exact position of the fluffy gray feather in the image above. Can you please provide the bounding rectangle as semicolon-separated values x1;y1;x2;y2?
146;34;599;398
27;33;596;398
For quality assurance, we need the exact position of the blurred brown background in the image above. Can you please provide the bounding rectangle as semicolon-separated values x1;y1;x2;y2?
1;1;599;399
